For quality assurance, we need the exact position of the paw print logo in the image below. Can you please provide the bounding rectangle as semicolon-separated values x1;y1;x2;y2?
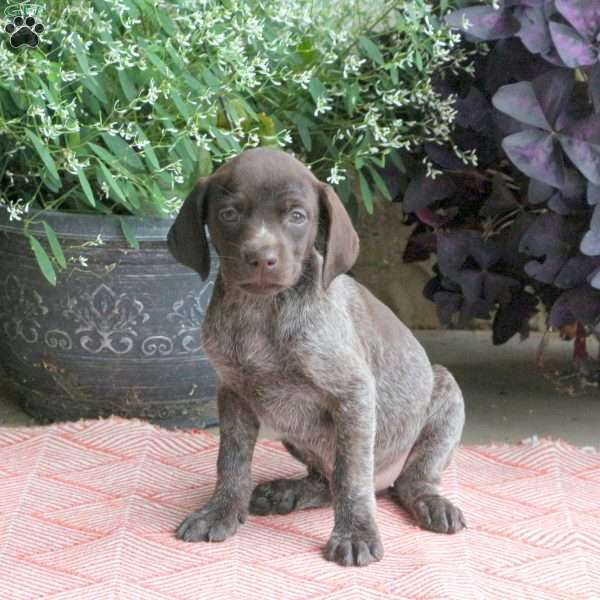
4;15;44;48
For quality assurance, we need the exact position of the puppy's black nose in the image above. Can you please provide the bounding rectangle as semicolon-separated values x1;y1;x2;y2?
243;247;278;269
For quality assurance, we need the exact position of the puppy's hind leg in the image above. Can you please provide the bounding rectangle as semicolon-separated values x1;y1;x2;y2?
392;364;466;534
249;440;332;515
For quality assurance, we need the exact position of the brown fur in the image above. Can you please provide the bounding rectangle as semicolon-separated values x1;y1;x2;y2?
168;148;466;567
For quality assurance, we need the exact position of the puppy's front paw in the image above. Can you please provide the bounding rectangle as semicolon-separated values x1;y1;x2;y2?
175;500;246;543
413;494;466;534
325;522;384;567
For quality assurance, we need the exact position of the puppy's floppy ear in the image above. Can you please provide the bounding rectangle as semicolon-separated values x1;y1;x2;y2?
317;182;360;290
167;176;211;280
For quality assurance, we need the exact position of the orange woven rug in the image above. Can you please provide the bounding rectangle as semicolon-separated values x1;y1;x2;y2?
1;416;599;600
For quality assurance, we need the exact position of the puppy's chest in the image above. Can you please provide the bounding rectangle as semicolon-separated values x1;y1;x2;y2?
201;312;328;433
202;312;285;379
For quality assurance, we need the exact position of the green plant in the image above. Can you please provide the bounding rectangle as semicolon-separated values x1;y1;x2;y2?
0;0;474;285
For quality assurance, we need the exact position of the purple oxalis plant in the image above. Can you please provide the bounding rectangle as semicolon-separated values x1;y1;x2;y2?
396;0;600;371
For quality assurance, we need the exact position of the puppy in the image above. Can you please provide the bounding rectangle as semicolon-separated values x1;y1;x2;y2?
167;147;466;566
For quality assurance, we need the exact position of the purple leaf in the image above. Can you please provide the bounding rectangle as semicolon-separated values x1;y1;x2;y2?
492;82;552;130
548;193;588;214
588;266;600;289
424;143;467;170
555;0;600;42
459;299;493;323
468;236;503;269
525;255;568;283
549;285;600;328
455;87;493;133
492;289;539;345
432;290;462;325
531;69;575;128
493;69;574;130
581;229;600;255
445;6;520;40
484;38;556;94
588;181;600;205
403;174;456;212
514;5;554;55
549;22;598;68
590;202;600;233
555;255;600;288
519;212;569;256
529;169;587;214
502;129;566;187
436;230;473;276
519;212;578;283
481;176;520;216
484;272;521;303
452;269;484;304
415;207;457;228
591;64;600;113
403;230;437;263
558;114;600;184
528;177;554;205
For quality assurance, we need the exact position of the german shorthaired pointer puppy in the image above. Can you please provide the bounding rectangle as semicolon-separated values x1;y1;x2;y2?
167;147;466;567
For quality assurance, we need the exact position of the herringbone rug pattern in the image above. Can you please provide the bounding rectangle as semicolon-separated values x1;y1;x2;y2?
0;417;599;599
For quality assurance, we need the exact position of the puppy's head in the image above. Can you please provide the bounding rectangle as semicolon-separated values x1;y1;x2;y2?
167;147;359;295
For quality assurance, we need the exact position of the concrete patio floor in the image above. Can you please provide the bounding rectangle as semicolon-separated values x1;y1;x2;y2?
1;330;599;448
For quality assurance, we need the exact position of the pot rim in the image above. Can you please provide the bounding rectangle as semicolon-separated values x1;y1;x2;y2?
0;207;211;243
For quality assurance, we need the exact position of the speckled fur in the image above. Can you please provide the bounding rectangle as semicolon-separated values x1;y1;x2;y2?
168;148;466;566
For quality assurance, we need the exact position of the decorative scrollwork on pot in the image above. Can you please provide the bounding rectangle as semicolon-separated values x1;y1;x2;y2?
168;282;213;354
141;335;174;357
0;273;48;343
44;329;73;350
62;283;150;355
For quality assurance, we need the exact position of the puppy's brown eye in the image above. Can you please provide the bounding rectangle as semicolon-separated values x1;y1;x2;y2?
289;210;306;224
219;207;239;223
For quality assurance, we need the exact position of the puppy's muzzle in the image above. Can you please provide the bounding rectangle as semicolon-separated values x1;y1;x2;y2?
239;242;286;295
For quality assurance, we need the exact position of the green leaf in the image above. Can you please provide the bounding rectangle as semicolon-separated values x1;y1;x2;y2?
135;125;160;170
119;217;140;249
201;67;221;89
77;170;96;207
171;90;192;119
145;48;171;77
358;36;385;66
72;33;90;75
88;142;122;168
343;82;360;116
27;234;56;286
284;111;313;151
97;160;128;206
389;149;405;173
81;75;109;105
42;222;66;268
117;70;136;102
415;50;423;71
100;133;144;171
25;130;61;187
390;64;399;85
197;147;213;177
308;78;326;103
358;170;374;214
366;164;392;201
155;7;176;35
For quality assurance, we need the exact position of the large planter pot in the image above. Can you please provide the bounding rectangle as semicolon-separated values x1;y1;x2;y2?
0;209;219;429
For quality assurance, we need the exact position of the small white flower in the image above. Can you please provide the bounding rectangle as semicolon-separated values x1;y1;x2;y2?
314;95;332;116
327;164;346;185
78;256;88;267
